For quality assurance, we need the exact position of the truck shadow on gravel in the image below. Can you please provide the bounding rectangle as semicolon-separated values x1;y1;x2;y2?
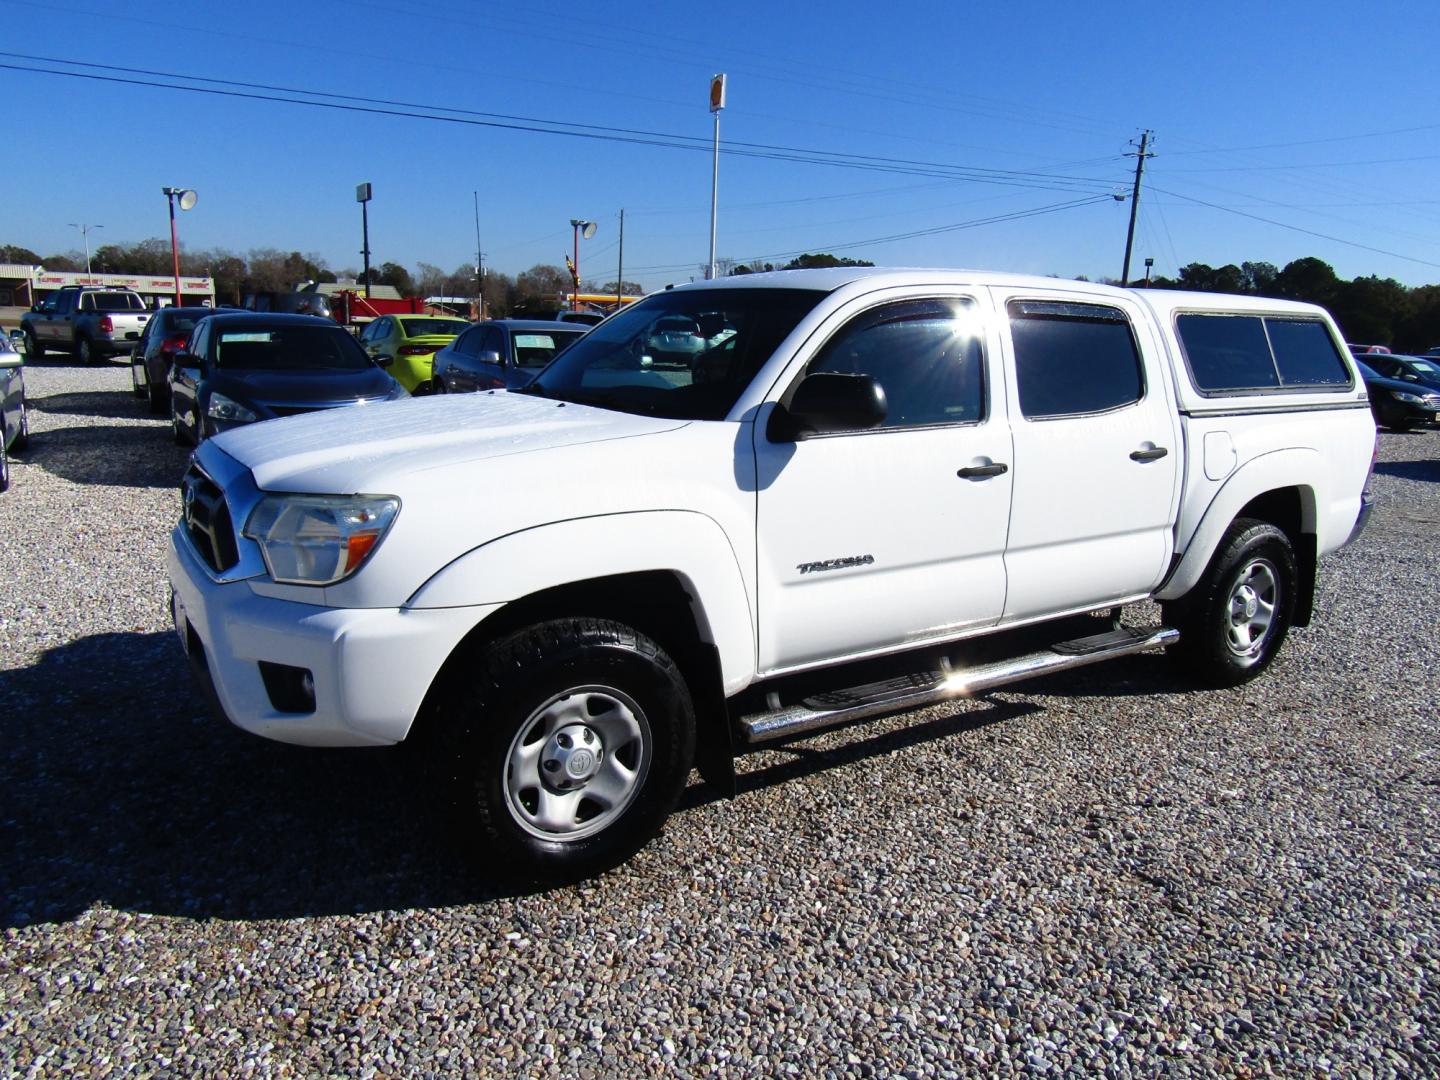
1;633;1178;929
0;632;516;929
1374;458;1440;484
31;389;155;422
16;423;190;489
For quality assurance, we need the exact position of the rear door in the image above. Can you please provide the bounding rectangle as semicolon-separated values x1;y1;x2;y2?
991;288;1181;622
754;291;1013;674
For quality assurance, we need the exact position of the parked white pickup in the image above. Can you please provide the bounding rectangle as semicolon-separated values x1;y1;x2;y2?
167;268;1376;877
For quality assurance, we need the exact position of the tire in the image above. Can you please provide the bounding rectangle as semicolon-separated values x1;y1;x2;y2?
171;397;191;446
11;397;27;451
147;378;168;415
431;376;447;394
436;618;696;880
412;380;432;396
0;440;8;493
131;362;146;398
77;336;95;364
1388;420;1416;433
1163;518;1297;688
24;331;43;358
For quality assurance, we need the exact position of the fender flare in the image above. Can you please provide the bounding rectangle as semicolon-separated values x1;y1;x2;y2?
405;510;756;695
1156;448;1320;602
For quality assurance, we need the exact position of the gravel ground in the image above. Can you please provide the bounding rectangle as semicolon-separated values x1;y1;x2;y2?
1;357;1437;1078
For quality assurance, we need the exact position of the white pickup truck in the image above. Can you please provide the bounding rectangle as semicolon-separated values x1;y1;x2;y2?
167;269;1376;877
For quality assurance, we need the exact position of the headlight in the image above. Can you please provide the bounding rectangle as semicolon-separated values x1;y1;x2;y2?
1391;390;1424;404
385;384;410;401
242;494;400;586
208;392;258;422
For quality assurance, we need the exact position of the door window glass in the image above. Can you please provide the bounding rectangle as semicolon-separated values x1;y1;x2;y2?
1008;300;1144;418
807;298;985;428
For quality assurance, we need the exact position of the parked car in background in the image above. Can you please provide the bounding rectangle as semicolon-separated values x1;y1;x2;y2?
1;331;28;492
242;291;333;319
357;314;470;394
556;310;606;327
21;287;151;362
168;312;406;446
1356;361;1440;431
432;319;586;392
130;305;217;413
1347;343;1391;355
1362;353;1440;392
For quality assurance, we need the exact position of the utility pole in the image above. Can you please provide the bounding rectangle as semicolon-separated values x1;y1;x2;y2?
1120;130;1154;286
473;190;484;319
356;182;373;299
708;74;726;280
617;208;625;310
69;223;102;275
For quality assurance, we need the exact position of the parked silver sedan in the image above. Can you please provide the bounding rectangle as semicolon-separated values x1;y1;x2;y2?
1;330;30;492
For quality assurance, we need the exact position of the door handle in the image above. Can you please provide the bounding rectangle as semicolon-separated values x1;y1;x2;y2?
1130;446;1169;462
957;462;1009;479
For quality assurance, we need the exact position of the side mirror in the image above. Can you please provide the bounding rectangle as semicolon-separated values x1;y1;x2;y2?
174;351;203;370
0;351;20;370
769;372;887;441
479;349;502;366
374;353;395;368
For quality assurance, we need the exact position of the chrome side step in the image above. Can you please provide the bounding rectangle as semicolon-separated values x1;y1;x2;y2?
738;626;1178;745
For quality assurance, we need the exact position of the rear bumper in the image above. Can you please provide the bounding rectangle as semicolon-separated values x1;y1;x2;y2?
1340;490;1374;549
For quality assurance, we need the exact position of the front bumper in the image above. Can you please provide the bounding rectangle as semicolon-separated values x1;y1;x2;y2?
168;528;496;747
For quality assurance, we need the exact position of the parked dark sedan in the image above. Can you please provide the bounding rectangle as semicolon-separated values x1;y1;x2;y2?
1362;353;1440;393
130;305;217;414
1357;361;1440;431
168;313;406;446
431;319;586;392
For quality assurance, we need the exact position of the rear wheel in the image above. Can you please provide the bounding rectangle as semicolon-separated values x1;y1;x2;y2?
131;361;146;398
1163;518;1297;688
0;441;9;492
147;378;168;415
171;397;192;446
77;337;95;364
435;618;696;880
24;331;43;358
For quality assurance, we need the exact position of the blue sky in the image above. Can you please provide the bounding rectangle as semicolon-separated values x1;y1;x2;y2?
2;0;1438;292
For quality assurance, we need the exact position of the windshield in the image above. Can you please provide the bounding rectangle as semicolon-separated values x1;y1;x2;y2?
399;317;469;337
214;326;373;371
1400;357;1440;378
525;287;825;419
513;330;585;368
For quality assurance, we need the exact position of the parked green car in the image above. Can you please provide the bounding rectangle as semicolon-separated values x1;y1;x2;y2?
357;315;470;394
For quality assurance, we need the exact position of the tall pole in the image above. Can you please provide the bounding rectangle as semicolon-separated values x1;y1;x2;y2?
617;208;625;309
167;195;182;307
361;201;372;299
1121;130;1154;286
708;74;726;280
473;190;483;319
69;224;102;275
573;222;580;310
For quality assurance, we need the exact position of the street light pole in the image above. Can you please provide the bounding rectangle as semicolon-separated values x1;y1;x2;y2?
569;218;595;310
707;74;727;280
356;182;374;300
68;223;102;275
161;187;197;307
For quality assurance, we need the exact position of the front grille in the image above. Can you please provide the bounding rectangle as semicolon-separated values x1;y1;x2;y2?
181;464;239;573
266;404;320;418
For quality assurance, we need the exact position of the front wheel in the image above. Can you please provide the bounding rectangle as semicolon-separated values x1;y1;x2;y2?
436;618;696;880
1163;518;1297;688
131;362;146;398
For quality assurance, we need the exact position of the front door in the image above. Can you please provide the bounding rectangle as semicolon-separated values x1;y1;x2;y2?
754;294;1013;675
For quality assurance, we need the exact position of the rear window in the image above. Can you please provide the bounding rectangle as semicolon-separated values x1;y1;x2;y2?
1177;314;1350;393
399;317;468;337
91;292;145;312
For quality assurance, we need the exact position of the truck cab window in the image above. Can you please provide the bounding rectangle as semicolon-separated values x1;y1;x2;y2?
1008;300;1144;418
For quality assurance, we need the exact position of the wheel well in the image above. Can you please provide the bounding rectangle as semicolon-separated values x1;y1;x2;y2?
412;571;736;790
1234;487;1317;627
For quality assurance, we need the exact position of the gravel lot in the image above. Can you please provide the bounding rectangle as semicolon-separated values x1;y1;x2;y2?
2;356;1437;1078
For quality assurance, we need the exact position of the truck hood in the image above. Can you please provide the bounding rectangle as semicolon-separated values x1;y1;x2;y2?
208;390;689;492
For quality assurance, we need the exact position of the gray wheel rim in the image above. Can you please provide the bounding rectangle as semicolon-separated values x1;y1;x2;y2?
503;685;652;842
1225;558;1279;660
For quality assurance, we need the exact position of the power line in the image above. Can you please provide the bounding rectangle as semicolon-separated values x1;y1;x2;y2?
1146;186;1440;270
